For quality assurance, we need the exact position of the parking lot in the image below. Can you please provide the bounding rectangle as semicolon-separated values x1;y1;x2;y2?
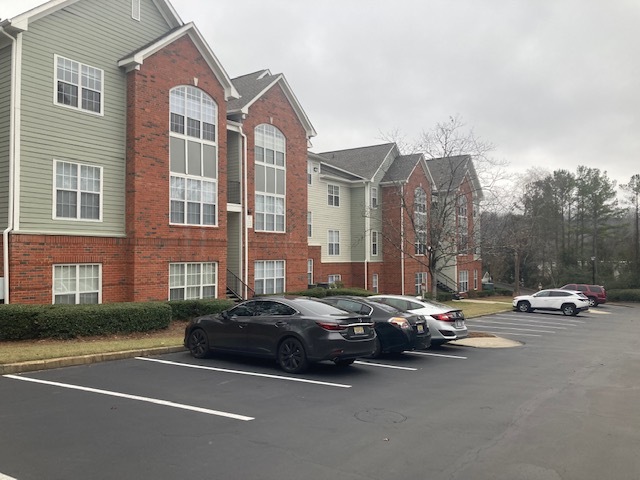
2;303;639;480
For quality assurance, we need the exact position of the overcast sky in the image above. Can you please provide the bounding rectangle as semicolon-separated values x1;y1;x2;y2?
4;0;639;186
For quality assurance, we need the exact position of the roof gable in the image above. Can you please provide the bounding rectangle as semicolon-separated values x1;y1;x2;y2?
118;22;239;100
318;143;398;180
426;155;483;200
2;0;182;32
228;69;316;138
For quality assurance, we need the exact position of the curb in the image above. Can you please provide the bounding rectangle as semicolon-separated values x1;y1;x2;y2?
0;346;186;375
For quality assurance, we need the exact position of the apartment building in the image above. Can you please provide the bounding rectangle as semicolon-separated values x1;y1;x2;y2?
0;0;315;304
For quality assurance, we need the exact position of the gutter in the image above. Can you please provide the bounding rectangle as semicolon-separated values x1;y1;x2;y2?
1;26;19;304
240;125;249;299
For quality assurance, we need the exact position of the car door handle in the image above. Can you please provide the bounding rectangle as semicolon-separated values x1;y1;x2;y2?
275;321;287;328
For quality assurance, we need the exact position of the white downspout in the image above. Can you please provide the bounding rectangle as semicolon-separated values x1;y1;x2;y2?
1;27;19;304
239;125;249;299
400;183;405;295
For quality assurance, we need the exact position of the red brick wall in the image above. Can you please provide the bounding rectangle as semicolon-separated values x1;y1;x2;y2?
124;35;229;301
241;82;309;292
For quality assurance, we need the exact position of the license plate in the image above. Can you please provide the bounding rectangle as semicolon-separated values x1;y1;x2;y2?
455;320;463;328
417;325;424;333
353;326;364;335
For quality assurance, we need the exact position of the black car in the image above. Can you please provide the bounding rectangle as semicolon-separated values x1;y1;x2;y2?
321;296;431;357
184;296;376;373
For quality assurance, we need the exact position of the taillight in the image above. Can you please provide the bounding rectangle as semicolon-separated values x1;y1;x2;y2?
431;313;454;322
388;317;412;330
316;321;348;331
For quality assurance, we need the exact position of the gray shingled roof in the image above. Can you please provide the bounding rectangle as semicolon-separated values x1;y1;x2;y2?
381;153;423;183
426;155;483;199
227;70;278;112
318;143;397;180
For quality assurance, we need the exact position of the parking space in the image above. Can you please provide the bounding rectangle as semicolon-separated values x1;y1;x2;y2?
2;303;637;480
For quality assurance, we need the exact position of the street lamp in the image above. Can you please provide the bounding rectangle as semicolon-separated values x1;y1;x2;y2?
591;256;596;284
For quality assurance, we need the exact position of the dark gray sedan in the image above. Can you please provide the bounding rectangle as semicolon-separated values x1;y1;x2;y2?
184;296;376;373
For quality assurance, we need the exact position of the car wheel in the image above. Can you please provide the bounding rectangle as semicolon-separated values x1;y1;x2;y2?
587;297;597;307
562;304;577;316
334;358;356;367
517;301;531;313
187;328;211;359
368;337;382;358
277;337;308;374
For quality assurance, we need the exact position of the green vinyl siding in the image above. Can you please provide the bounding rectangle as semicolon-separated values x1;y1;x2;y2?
16;0;172;235
0;45;11;229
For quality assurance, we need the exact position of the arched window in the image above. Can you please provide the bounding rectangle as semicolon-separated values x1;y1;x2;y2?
414;187;427;255
169;86;218;226
254;124;286;232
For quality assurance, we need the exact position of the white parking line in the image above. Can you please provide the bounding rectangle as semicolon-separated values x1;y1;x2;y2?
407;351;467;359
136;357;352;388
0;473;18;480
354;361;417;371
4;375;253;421
472;330;542;337
496;313;585;324
469;320;568;329
467;325;556;333
587;309;610;315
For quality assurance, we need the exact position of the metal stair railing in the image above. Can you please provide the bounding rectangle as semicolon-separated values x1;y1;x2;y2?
226;269;255;301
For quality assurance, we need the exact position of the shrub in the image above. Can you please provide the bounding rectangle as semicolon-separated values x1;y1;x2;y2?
0;304;49;340
607;289;640;302
167;299;234;320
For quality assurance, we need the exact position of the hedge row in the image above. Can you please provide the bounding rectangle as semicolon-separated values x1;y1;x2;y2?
606;289;640;302
0;299;233;341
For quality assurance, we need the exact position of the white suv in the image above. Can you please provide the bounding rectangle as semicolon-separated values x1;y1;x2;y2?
513;289;589;316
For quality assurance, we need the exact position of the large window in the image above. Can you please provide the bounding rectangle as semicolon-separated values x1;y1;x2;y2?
459;270;469;293
414;187;427;255
372;273;379;293
255;124;286;232
55;56;103;114
53;264;101;304
328;230;340;256
328;184;340;206
169;262;217;300
328;274;341;285
457;195;468;253
255;260;285;294
307;259;314;286
54;160;102;220
169;86;218;226
371;231;379;256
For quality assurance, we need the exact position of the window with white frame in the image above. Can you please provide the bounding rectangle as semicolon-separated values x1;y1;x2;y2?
328;184;340;206
414;186;427;255
54;160;102;220
371;231;379;256
132;0;140;20
53;264;101;304
457;194;468;253
328;230;340;256
328;274;341;284
307;211;312;237
307;259;313;286
169;86;218;226
169;262;217;300
372;273;379;293
255;260;285;294
255;124;286;232
307;163;313;185
459;270;469;293
415;272;428;295
55;56;103;114
474;269;478;290
371;186;378;209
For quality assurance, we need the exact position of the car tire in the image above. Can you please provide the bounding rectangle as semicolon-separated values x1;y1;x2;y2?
587;297;597;307
187;328;211;359
334;358;356;367
562;303;577;316
517;301;532;313
277;337;308;374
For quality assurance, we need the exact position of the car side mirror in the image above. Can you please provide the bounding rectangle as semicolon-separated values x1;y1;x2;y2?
221;310;230;320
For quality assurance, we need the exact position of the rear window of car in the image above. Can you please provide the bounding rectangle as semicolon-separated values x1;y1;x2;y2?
590;286;603;293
